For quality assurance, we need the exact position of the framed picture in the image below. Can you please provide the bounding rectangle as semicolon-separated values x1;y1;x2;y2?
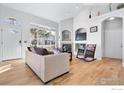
90;26;98;33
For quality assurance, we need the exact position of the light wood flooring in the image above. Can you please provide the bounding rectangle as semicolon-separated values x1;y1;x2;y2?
0;57;124;85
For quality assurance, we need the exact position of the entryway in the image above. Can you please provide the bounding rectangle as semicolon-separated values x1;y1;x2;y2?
0;20;22;61
102;17;123;59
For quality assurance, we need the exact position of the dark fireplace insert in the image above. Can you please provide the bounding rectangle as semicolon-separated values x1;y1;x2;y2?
62;44;72;61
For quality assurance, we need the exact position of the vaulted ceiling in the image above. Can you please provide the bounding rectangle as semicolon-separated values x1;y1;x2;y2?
1;3;120;22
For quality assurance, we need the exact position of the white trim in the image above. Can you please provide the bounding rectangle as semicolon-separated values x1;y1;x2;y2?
30;22;56;31
123;62;124;67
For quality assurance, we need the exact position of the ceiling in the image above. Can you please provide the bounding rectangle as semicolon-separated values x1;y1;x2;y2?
1;3;120;23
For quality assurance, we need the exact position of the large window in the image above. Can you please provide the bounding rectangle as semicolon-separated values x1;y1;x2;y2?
30;23;56;47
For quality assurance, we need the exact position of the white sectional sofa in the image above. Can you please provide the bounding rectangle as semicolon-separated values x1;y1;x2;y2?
25;50;70;83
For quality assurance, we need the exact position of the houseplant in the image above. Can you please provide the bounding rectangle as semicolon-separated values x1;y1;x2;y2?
30;28;37;46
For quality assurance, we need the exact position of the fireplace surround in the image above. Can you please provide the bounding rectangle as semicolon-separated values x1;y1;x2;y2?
62;44;72;61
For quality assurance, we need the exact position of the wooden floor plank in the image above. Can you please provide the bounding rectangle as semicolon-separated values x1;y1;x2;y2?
0;57;124;85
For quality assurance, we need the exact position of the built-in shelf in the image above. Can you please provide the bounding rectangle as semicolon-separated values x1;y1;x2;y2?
74;28;87;55
75;40;87;43
61;41;72;44
62;30;71;41
75;28;87;41
75;43;86;54
61;29;72;52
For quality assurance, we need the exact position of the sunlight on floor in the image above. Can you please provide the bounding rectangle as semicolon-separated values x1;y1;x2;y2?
0;64;12;74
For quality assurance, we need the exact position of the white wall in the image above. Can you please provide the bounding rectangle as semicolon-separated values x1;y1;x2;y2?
73;10;89;32
0;5;58;61
59;18;73;47
73;10;89;55
90;9;124;65
73;9;102;59
0;27;2;61
60;18;73;32
73;7;124;64
87;20;102;60
90;9;124;62
59;7;124;66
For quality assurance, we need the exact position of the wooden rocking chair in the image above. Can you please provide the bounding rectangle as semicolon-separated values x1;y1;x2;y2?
76;44;96;62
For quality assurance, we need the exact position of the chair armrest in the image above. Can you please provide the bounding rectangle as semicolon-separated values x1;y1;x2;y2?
43;53;70;82
25;50;45;79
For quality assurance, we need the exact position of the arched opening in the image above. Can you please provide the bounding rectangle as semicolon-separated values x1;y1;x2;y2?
75;28;87;41
62;30;71;41
101;17;123;60
74;28;87;54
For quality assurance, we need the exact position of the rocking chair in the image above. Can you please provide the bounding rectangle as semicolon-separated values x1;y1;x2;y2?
76;44;96;62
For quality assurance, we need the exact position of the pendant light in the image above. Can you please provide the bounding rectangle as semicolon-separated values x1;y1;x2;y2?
89;9;92;19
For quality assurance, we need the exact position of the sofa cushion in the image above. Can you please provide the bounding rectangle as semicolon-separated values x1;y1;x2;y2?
34;47;49;55
27;47;36;53
48;51;54;54
27;47;53;55
30;47;36;53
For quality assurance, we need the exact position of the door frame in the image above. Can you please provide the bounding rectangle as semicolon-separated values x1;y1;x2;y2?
101;17;123;59
0;27;23;62
0;28;2;62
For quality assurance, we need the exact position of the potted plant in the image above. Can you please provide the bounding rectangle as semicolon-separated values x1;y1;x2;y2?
30;28;37;47
38;30;47;45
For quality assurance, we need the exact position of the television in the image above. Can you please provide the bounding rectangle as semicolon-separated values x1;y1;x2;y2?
75;32;87;41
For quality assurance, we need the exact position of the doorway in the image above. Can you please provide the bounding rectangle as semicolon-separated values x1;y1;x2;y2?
102;17;123;59
0;22;22;61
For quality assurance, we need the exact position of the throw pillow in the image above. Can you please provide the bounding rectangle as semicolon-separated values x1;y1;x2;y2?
34;47;49;55
30;47;36;53
27;47;31;52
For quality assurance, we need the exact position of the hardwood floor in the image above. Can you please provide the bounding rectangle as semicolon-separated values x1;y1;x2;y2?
0;57;124;85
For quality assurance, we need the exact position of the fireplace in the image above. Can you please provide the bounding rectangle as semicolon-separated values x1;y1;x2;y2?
62;44;72;61
62;44;72;52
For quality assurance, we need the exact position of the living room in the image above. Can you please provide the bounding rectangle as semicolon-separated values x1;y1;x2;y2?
0;2;124;87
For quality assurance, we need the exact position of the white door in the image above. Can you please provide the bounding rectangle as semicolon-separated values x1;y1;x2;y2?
2;25;22;61
0;28;2;61
104;18;122;59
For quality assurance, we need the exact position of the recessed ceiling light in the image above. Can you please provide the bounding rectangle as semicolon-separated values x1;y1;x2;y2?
109;17;115;20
